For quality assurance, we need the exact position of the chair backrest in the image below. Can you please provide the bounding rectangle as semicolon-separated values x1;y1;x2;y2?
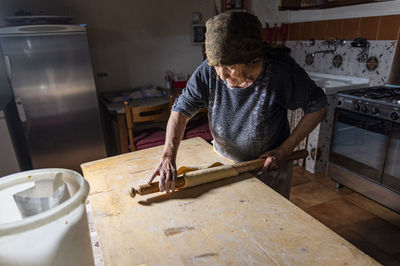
130;103;170;123
123;97;173;152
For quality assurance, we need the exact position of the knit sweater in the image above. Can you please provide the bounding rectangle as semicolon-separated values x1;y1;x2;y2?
172;50;327;162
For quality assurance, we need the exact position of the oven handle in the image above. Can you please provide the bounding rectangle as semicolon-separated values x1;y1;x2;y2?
336;126;357;132
335;116;390;136
336;108;387;124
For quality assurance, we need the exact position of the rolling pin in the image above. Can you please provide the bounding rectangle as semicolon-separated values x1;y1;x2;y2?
129;149;308;197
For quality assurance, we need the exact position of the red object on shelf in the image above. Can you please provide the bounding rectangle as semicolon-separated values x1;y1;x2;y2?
273;24;278;44
172;80;187;89
265;23;271;44
281;23;287;46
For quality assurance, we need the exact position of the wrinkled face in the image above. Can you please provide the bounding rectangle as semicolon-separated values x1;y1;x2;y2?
214;62;258;88
213;64;249;88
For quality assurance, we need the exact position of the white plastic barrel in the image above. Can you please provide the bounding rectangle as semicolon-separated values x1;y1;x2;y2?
0;169;94;266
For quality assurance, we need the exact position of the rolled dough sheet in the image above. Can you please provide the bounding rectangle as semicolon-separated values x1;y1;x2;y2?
182;165;239;188
177;162;224;175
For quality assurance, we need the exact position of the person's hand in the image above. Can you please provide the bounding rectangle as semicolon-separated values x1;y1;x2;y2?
259;147;291;171
148;155;177;193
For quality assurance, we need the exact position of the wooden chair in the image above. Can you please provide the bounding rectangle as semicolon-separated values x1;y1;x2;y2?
184;115;213;143
124;97;173;152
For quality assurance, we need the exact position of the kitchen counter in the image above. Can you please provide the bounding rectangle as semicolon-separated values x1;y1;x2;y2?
81;137;378;265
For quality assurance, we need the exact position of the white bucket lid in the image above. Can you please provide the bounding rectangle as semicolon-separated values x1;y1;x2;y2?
0;168;90;236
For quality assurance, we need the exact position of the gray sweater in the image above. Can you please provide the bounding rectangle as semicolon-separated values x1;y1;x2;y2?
172;50;327;162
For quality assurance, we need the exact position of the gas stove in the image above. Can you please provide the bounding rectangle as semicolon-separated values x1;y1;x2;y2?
336;85;400;123
330;84;400;213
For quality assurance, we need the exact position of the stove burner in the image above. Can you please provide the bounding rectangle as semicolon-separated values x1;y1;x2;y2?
346;86;400;99
337;85;400;122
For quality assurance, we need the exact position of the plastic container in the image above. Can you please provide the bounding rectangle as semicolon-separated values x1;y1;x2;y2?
0;168;94;266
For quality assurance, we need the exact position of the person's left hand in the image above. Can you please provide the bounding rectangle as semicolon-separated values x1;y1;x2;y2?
259;147;291;171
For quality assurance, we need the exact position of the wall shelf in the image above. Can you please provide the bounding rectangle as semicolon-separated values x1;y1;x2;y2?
279;0;391;11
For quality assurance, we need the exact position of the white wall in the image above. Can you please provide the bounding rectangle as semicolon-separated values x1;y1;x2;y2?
247;0;289;26
0;0;217;92
250;0;400;24
6;0;399;92
70;0;218;91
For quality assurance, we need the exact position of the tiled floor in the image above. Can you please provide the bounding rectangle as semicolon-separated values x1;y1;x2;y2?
290;166;400;265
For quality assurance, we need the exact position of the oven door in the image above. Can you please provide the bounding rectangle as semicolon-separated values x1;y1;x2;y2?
382;123;400;193
330;109;391;183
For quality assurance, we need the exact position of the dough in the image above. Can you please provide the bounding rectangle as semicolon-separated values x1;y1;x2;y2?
177;162;224;175
182;165;239;188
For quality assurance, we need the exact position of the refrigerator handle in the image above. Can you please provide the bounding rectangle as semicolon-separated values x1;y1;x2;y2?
15;98;27;123
4;55;12;81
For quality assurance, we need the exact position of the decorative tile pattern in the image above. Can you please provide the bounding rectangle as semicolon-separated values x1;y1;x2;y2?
366;56;379;71
305;94;336;174
332;54;343;68
286;40;397;86
305;53;314;65
288;108;306;166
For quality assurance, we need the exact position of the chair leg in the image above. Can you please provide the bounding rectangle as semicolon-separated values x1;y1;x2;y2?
128;130;136;152
124;101;136;152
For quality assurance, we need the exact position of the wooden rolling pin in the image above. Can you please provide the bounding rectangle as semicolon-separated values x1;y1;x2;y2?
129;149;308;197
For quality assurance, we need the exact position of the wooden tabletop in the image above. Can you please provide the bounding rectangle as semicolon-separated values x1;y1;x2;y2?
81;137;378;265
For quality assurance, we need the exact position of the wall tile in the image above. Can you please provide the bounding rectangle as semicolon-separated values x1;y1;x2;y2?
300;22;313;40
285;40;397;86
359;16;380;40
288;23;301;41
326;19;343;40
287;14;400;41
378;15;400;40
341;18;360;40
313;21;328;40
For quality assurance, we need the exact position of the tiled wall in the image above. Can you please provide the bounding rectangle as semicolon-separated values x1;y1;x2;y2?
287;15;400;41
286;40;396;86
282;15;400;86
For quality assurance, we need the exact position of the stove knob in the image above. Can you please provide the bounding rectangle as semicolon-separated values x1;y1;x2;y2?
361;105;368;113
391;112;399;120
354;103;360;111
372;107;380;115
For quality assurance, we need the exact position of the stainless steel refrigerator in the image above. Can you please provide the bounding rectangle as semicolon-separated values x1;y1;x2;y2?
0;24;106;172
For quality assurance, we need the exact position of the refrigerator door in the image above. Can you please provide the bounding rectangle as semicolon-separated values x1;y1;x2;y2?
0;27;106;172
0;50;13;99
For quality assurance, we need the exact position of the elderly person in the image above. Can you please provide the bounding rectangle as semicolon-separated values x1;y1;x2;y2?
149;11;327;199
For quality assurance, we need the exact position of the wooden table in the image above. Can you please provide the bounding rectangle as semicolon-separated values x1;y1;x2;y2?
81;137;378;265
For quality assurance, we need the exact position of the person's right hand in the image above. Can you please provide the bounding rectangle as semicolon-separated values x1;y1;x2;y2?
148;155;177;193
